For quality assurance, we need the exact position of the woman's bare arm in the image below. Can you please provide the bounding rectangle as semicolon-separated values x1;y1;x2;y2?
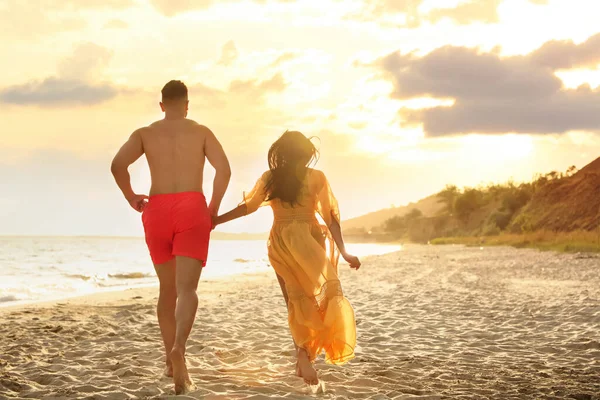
328;218;361;270
214;204;249;226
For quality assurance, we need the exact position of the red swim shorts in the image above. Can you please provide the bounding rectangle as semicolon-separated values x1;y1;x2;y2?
142;192;211;266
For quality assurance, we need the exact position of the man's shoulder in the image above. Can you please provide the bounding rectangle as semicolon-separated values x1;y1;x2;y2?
139;121;164;134
131;126;153;138
183;120;213;136
190;121;213;133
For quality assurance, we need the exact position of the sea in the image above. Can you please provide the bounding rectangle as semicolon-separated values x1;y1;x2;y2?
0;236;400;307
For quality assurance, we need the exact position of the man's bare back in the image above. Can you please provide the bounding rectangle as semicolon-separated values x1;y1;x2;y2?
111;118;229;215
140;119;219;196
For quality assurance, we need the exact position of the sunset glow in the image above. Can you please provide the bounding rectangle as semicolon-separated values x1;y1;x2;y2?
1;0;599;236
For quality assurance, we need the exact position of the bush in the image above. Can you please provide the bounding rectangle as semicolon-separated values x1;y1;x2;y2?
489;210;513;230
501;187;531;213
483;225;501;236
405;208;423;220
453;189;483;222
384;215;407;235
438;185;459;214
511;213;535;233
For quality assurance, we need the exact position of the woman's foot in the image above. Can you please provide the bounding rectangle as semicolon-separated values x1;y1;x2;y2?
164;363;173;378
297;350;318;385
295;360;303;377
170;347;194;395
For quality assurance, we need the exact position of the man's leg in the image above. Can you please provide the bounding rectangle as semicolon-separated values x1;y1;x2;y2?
154;258;177;377
170;256;203;395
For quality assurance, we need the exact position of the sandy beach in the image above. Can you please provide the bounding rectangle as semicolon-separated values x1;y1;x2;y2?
1;244;599;399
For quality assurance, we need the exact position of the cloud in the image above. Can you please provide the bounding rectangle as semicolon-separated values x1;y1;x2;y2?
0;0;134;38
427;0;500;25
269;52;298;68
0;79;118;107
355;0;421;28
0;3;85;38
377;33;600;136
47;0;134;10
229;73;287;97
530;33;600;70
355;0;546;28
218;40;239;66
104;19;129;29
0;43;120;107
150;0;297;16
150;0;213;16
186;73;287;109
58;43;114;80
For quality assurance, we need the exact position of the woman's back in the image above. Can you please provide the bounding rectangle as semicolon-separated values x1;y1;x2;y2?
244;169;339;227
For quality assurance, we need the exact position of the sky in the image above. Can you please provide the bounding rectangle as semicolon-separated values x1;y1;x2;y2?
0;0;599;236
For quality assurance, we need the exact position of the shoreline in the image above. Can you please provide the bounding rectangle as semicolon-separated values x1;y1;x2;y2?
0;270;276;313
0;240;399;310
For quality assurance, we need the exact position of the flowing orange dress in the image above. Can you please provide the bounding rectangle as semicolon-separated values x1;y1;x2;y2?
242;169;356;365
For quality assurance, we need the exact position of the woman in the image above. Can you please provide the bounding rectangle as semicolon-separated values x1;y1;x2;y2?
214;130;361;385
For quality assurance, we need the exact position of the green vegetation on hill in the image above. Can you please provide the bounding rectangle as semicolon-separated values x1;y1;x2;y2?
344;157;600;252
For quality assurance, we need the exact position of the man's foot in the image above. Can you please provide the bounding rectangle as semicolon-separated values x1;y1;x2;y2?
170;347;194;395
297;351;318;385
164;355;187;378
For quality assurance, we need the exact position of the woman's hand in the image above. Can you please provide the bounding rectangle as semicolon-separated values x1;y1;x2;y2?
342;252;361;270
211;215;221;230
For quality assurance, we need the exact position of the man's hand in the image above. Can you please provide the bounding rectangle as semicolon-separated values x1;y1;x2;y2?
342;252;361;270
128;194;149;213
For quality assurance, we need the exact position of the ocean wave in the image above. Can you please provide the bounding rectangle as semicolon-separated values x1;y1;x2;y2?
108;272;153;280
65;273;96;281
0;294;25;303
65;272;152;281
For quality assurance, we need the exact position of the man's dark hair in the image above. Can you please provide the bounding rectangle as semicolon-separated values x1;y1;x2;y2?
161;80;188;102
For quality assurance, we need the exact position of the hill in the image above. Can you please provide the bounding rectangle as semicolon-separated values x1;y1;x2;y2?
343;194;444;233
511;157;600;232
346;157;600;245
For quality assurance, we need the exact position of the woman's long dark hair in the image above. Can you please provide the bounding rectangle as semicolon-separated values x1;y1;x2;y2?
265;130;319;206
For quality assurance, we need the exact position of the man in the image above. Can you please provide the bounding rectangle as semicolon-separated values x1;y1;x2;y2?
111;80;231;394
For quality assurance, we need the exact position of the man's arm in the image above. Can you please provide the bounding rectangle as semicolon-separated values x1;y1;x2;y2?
111;129;147;211
204;127;231;216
